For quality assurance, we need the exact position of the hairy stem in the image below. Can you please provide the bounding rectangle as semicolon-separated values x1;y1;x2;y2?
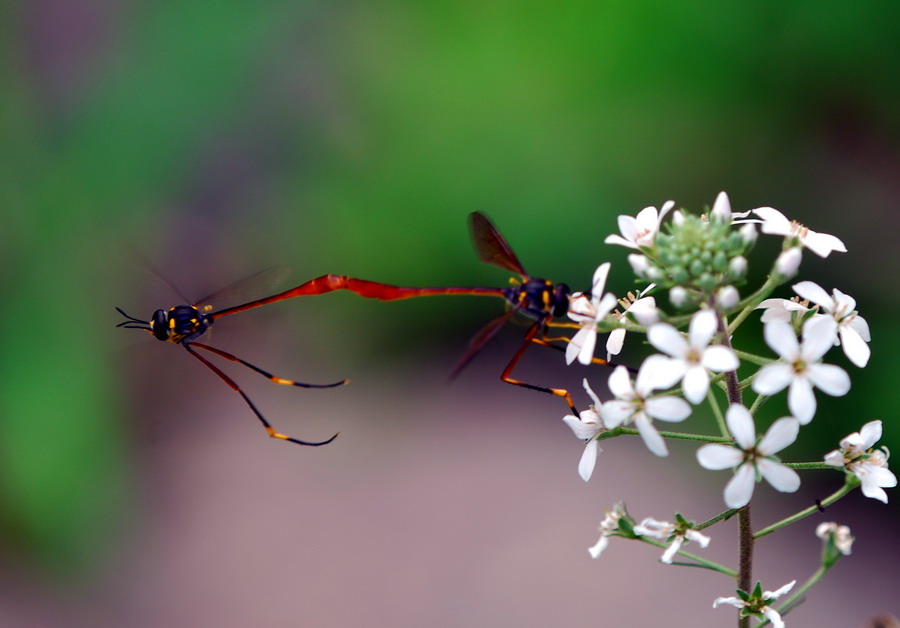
754;480;856;540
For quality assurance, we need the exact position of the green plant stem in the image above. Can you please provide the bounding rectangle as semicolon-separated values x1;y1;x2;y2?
596;427;731;444
733;350;773;367
715;308;752;628
728;275;781;336
696;508;740;531
637;537;738;578
783;462;834;470
747;393;768;416
753;480;857;540
707;388;729;439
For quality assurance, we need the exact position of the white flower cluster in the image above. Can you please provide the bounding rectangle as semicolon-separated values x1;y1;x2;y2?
560;192;889;513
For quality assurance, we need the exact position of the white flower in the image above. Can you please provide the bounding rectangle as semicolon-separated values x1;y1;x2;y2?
605;200;674;250
606;287;658;358
757;297;811;324
562;380;606;482
603;358;692;457
752;206;847;257
824;420;897;503
633;517;711;564
793;281;871;367
566;263;618;365
647;310;739;405
696;404;801;508
714;580;796;628
816;522;854;556
752;318;850;424
588;502;628;559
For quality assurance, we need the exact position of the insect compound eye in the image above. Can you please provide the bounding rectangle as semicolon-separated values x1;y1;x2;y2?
552;283;572;318
150;309;170;341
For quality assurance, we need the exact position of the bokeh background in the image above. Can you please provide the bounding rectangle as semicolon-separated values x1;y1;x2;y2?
2;2;899;626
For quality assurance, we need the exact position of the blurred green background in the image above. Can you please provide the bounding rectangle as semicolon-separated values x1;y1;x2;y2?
2;1;899;625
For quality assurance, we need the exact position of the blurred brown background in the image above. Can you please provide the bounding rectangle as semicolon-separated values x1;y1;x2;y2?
1;1;898;626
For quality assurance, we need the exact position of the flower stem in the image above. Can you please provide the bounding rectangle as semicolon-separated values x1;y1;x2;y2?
715;308;753;628
738;505;754;628
696;508;740;531
753;480;856;540
728;275;780;336
597;427;731;443
782;462;835;470
707;388;729;439
637;537;738;577
732;349;773;367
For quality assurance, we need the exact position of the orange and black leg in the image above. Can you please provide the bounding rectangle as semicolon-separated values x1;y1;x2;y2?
499;322;579;415
183;343;340;446
190;342;347;389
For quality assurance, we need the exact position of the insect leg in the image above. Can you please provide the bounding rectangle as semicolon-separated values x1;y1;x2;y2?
190;342;347;389
499;322;578;415
182;343;340;446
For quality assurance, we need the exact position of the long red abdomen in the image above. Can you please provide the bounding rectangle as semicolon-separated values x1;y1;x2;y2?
211;274;506;319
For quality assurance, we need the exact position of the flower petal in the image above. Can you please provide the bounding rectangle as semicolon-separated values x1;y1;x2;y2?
724;463;756;508
697;444;744;470
590;263;611;301
645;396;692;422
588;535;609;559
562;413;600;440
752;363;794;396
682;365;711;405
753;206;791;235
848;315;871;342
758;417;800;456
689;309;718;348
583;378;602;409
608;365;635;399
702;346;740;372
858;420;883;449
648;323;689;358
578;439;600;482
801;316;838;361
661;537;683;564
602;400;634;428
839;326;870;368
823;449;844;467
792;281;834;310
803;230;847;257
634;413;668;456
637;354;685;392
762;607;786;628
566;326;596;365
606;328;626;356
807;363;851;397
725;404;757;449
788;377;817;424
763;321;799;360
757;459;801;493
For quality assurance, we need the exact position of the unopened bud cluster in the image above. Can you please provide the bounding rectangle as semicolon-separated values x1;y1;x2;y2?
635;212;752;309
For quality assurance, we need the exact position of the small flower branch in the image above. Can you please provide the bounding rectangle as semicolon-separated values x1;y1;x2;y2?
696;508;740;531
753;479;857;540
727;274;782;336
596;426;732;444
637;536;738;578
